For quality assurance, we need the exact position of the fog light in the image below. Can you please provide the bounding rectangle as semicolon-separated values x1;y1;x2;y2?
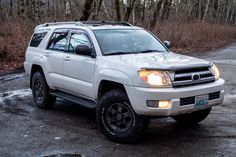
147;100;171;108
147;100;158;108
158;101;170;108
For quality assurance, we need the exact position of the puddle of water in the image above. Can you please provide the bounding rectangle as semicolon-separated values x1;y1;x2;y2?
222;93;236;105
225;93;236;100
212;60;236;65
0;88;32;103
0;73;26;81
43;154;82;157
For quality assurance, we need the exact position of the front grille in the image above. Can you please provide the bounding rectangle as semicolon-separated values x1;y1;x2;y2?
209;91;220;100
180;91;221;106
180;97;195;106
173;66;215;88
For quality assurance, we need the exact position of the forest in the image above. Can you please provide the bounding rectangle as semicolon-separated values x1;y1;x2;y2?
0;0;236;73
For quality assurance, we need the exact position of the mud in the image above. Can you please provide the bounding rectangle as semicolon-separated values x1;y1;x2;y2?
0;43;236;157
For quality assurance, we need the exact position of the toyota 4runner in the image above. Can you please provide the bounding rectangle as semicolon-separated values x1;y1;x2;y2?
24;21;225;143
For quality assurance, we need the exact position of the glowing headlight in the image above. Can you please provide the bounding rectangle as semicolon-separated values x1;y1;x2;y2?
138;70;172;87
211;64;220;80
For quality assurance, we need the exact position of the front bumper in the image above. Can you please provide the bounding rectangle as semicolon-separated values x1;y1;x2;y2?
125;78;225;116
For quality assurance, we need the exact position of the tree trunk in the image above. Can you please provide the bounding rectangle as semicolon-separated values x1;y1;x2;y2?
212;0;218;19
198;0;203;21
102;0;110;19
9;0;13;17
52;0;56;19
150;0;163;29
0;0;2;19
91;1;96;20
115;0;121;21
20;0;25;19
65;0;72;20
203;0;210;21
25;0;32;20
161;0;172;21
47;0;50;18
96;0;103;18
30;0;35;21
80;0;94;21
225;0;232;23
123;0;136;21
35;0;41;22
141;0;147;22
132;7;135;24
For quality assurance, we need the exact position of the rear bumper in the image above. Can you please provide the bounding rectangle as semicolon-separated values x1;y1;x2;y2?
125;78;225;116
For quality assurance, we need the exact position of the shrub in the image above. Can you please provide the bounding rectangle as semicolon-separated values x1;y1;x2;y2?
155;21;236;52
0;20;236;73
0;20;33;72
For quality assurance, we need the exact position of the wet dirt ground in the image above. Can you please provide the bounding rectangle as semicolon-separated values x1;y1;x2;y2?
0;44;236;157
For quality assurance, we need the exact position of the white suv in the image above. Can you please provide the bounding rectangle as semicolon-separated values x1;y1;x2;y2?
24;21;225;143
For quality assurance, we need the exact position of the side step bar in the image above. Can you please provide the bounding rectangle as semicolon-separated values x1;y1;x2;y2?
50;91;97;109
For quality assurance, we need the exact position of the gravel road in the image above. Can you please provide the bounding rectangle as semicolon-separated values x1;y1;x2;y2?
0;44;236;157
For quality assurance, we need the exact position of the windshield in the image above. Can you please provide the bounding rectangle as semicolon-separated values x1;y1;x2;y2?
93;29;168;55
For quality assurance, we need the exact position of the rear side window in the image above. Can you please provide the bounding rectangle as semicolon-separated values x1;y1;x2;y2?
47;29;69;51
30;29;49;47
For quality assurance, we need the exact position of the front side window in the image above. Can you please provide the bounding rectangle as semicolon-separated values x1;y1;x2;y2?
47;29;69;51
30;29;49;47
68;31;91;54
93;29;168;55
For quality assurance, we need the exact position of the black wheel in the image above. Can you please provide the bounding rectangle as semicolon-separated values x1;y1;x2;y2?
96;89;149;143
32;71;56;109
172;108;212;125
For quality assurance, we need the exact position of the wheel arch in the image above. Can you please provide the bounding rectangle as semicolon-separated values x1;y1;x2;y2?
97;80;126;100
30;64;45;89
95;69;133;101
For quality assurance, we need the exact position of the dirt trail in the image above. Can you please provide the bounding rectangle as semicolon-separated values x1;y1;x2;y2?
0;43;236;157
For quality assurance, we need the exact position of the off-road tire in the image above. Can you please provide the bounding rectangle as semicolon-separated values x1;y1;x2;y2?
96;88;149;143
32;71;56;109
172;108;212;125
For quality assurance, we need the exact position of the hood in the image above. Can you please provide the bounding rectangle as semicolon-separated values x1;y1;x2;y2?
103;52;211;71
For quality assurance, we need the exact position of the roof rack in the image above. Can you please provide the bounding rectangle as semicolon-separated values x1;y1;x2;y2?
35;21;132;30
80;21;133;26
35;21;83;29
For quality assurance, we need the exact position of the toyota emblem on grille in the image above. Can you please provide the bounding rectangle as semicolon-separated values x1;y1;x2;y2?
192;73;200;81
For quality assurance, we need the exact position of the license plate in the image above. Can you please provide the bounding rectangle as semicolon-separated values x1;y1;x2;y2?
195;94;209;107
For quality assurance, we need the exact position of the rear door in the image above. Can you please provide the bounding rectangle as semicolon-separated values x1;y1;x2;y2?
62;29;96;98
44;29;69;89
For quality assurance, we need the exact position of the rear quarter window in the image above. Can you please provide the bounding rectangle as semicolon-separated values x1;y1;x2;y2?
30;29;49;47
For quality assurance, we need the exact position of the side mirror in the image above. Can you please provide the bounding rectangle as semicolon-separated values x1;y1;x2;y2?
164;41;171;49
75;45;95;57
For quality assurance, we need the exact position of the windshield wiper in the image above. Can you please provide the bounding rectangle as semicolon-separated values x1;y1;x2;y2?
104;51;134;56
104;50;165;56
138;50;164;53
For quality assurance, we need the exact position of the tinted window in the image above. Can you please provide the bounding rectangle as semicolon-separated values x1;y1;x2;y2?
47;29;69;51
68;32;91;53
30;29;49;47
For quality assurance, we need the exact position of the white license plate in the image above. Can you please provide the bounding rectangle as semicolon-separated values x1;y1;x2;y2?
195;94;209;107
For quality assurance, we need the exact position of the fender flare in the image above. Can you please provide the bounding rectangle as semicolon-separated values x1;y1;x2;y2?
94;69;133;99
30;56;53;88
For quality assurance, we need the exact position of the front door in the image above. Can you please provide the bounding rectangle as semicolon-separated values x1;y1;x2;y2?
62;29;96;98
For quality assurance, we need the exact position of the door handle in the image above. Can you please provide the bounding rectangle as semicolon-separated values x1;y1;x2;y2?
64;56;71;61
45;52;50;57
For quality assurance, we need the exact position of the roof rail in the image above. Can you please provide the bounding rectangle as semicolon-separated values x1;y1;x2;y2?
35;21;133;30
35;21;83;29
80;21;133;26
